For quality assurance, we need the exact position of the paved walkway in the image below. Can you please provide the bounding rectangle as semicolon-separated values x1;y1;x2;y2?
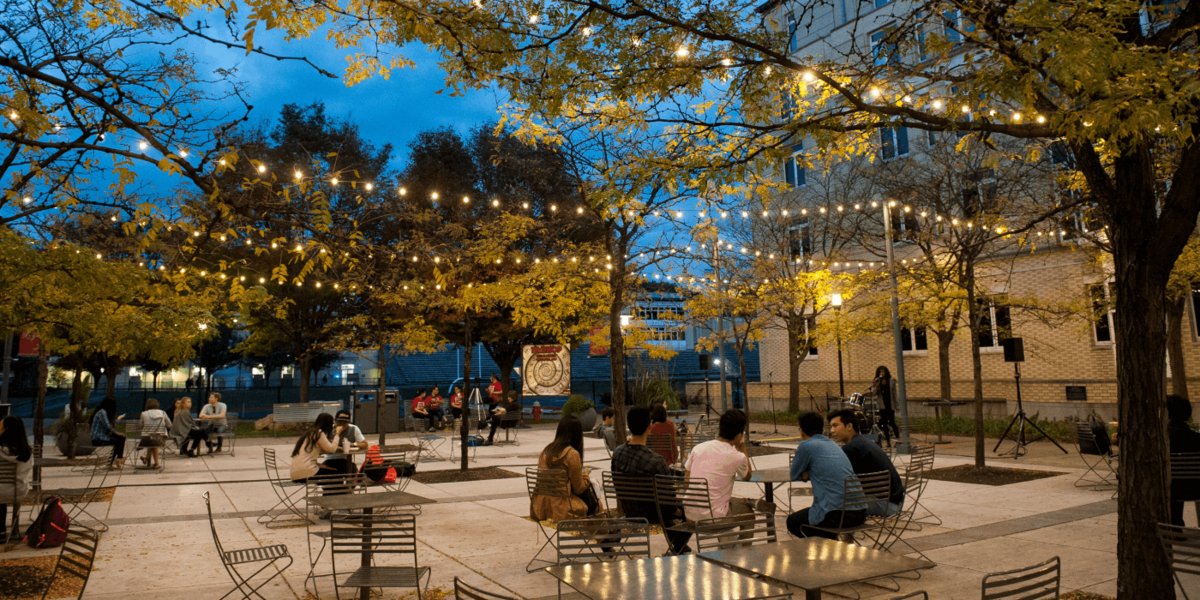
3;426;1148;599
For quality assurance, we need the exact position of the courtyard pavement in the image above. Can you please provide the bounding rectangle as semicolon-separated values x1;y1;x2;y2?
1;423;1167;600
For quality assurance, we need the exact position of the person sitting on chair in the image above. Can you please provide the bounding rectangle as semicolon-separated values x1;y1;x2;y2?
428;387;447;429
137;398;172;470
828;409;903;517
593;407;617;454
611;405;692;554
198;392;228;454
647;403;678;465
170;397;206;457
449;386;465;429
531;415;600;521
90;396;126;469
1169;395;1200;526
484;391;520;446
787;411;864;539
322;410;368;475
0;415;33;543
685;409;760;524
411;389;435;431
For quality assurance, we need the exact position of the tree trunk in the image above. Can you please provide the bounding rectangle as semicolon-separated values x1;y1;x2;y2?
0;331;12;405
460;314;473;471
1167;295;1189;399
964;260;986;468
786;320;802;412
376;343;389;447
736;346;748;414
486;344;521;403
66;368;84;460
609;257;629;445
936;330;954;402
298;357;312;403
34;342;46;484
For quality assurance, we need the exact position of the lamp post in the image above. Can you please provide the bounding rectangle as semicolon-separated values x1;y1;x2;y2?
831;293;844;398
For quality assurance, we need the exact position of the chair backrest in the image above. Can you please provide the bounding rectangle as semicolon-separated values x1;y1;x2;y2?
654;475;714;523
454;577;518;600
141;414;169;436
125;422;142;438
42;526;100;600
841;471;892;512
555;517;652;563
1075;423;1107;456
0;460;16;485
306;472;367;498
609;471;658;517
203;491;226;557
1158;523;1200;581
694;512;778;553
264;448;282;479
330;512;418;562
526;468;572;500
1172;453;1200;482
646;432;676;462
909;444;935;472
981;556;1060;600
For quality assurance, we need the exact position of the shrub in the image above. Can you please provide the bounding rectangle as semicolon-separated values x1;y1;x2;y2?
640;380;682;410
562;395;594;417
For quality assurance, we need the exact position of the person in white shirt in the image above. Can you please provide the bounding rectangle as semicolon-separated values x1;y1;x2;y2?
684;409;765;532
322;410;368;474
198;392;228;453
137;398;172;470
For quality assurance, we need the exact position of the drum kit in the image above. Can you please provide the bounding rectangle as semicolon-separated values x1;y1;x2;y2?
836;389;890;446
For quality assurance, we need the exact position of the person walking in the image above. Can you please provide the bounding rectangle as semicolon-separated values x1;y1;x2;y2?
873;366;900;445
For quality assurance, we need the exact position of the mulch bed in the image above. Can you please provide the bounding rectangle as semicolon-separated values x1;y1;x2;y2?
22;487;115;505
923;464;1066;486
0;556;83;600
411;466;522;484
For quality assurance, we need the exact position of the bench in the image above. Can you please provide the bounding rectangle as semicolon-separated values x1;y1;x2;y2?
272;402;342;434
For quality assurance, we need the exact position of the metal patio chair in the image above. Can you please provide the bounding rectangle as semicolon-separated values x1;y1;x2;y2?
205;491;292;600
981;556;1060;600
1173;453;1200;526
693;511;777;553
525;467;572;572
257;448;309;528
40;526;100;600
646;432;679;467
1158;523;1200;600
38;446;113;533
884;593;927;600
0;461;21;549
304;472;368;594
330;512;430;600
905;444;941;528
1074;422;1118;491
654;474;715;534
405;415;447;461
803;471;892;543
553;518;651;598
455;577;518;600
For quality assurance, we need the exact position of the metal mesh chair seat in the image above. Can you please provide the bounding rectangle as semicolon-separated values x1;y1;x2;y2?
1158;523;1200;600
454;576;518;600
526;468;572;571
341;566;431;587
805;471;892;541
1074;423;1117;490
981;556;1060;600
225;544;291;565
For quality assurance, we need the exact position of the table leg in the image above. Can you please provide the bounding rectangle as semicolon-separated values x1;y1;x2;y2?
805;588;823;600
360;507;372;600
765;482;775;504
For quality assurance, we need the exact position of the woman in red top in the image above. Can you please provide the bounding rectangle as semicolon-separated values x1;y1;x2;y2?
412;389;434;431
428;386;446;428
449;386;465;425
646;403;678;465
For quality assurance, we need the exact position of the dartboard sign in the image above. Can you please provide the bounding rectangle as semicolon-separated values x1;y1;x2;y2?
522;344;571;396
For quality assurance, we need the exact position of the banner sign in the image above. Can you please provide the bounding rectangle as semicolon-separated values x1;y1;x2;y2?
522;344;571;396
17;331;40;356
589;326;609;356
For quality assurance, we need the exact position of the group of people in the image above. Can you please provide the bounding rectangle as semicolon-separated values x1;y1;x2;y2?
86;392;231;470
411;374;523;446
529;400;907;554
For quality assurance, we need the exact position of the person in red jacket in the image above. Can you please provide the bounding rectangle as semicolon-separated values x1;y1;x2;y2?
449;386;465;429
412;389;435;432
428;386;447;429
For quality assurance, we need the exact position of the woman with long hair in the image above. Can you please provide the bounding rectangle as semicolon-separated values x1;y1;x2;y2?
874;365;900;444
290;413;338;483
531;415;599;521
90;396;126;469
137;398;172;470
0;416;33;542
647;403;678;465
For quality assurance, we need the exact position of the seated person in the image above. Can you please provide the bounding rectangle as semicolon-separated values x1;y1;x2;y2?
411;389;435;431
1169;395;1200;526
531;415;599;521
90;397;126;469
322;410;369;475
612;405;691;554
647;403;678;465
137;398;172;470
828;409;904;517
593;407;617;453
449;386;465;427
427;387;447;428
685;409;760;526
484;391;521;445
0;416;33;542
787;411;865;539
198;393;228;453
170;397;199;457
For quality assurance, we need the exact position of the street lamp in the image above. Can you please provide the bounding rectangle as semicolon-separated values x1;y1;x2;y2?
831;293;845;398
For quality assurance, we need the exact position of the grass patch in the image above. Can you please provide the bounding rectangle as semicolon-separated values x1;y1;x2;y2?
924;464;1066;486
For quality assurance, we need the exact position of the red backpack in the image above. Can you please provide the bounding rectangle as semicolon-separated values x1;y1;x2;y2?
25;497;70;548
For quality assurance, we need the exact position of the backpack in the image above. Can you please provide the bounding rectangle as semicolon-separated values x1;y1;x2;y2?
24;497;70;549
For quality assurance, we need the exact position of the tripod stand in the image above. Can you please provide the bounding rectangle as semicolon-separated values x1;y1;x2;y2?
994;361;1068;458
768;372;779;434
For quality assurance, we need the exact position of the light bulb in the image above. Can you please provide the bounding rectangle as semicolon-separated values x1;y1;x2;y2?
365;183;373;191
399;187;407;196
463;196;470;203
257;165;266;173
138;141;148;150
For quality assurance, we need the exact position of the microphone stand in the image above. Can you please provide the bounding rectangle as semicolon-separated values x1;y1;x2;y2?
768;372;778;434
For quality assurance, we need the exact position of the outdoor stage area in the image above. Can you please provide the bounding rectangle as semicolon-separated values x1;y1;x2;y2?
3;423;1143;600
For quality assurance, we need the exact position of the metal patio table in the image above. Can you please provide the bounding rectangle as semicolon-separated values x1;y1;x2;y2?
544;554;793;600
699;538;934;600
750;467;810;503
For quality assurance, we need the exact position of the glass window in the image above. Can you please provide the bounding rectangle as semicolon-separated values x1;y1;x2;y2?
875;0;893;7
880;127;909;160
1091;284;1113;343
871;28;898;65
788;13;799;52
784;142;805;187
901;326;928;352
788;217;812;260
976;299;1010;348
803;317;818;356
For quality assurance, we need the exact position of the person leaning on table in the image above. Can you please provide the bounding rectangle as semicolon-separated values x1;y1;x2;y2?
787;411;865;539
321;410;368;475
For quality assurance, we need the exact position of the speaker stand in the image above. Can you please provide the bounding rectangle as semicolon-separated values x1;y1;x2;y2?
994;362;1068;458
768;374;779;434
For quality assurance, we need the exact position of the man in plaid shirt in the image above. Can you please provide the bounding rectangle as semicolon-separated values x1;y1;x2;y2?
611;405;691;554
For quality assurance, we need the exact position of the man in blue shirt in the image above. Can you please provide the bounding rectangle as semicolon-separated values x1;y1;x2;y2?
788;411;866;539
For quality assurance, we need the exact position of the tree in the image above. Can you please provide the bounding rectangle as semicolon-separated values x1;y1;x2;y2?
238;348;293;387
192;324;241;405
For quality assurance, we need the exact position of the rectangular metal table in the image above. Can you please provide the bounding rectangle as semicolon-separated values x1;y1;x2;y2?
545;554;793;600
750;467;810;503
309;491;436;600
699;538;934;600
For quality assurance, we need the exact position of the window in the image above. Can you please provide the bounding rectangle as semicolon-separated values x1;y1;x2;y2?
1191;285;1200;339
962;168;997;217
874;0;893;8
802;317;818;357
891;209;920;240
975;298;1011;348
788;217;812;260
901;325;928;352
788;13;799;53
880;127;910;160
783;142;805;187
633;305;682;321
650;327;686;342
871;27;899;65
1091;283;1114;344
1049;141;1072;166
